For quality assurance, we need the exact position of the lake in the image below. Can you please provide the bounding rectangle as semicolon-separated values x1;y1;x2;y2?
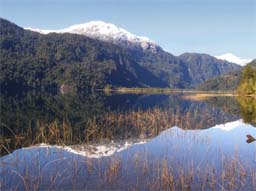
0;91;256;190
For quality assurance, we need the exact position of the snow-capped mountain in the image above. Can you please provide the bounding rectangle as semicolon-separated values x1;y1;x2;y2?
215;53;252;66
25;21;161;53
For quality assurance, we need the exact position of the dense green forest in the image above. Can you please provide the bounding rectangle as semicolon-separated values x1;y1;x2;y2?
0;18;170;91
0;18;240;92
237;65;256;95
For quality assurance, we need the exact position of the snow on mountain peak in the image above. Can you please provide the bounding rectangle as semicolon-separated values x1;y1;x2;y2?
215;53;252;66
24;27;55;34
62;21;150;41
25;21;160;53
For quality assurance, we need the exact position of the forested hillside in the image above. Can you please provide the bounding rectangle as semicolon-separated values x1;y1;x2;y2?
0;18;169;91
0;18;240;92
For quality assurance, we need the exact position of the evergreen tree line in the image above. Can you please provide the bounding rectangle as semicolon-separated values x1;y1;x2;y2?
238;65;256;95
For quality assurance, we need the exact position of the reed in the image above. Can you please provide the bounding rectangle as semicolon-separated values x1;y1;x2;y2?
1;106;255;190
104;158;121;184
1;137;255;190
0;105;242;156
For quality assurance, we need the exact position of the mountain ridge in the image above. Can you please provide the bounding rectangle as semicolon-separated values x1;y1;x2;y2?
0;18;241;91
26;21;252;65
25;20;161;54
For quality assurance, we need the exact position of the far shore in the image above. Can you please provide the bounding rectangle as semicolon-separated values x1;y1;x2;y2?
97;87;256;100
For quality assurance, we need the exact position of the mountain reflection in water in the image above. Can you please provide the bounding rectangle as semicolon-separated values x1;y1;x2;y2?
0;92;256;190
1;119;256;190
0;92;241;154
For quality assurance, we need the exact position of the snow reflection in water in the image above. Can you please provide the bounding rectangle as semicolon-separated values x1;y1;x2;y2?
1;119;256;190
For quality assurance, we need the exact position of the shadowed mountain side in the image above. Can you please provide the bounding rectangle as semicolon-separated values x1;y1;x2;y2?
179;53;240;87
1;18;240;91
107;58;169;88
197;70;242;91
0;18;167;91
197;59;256;91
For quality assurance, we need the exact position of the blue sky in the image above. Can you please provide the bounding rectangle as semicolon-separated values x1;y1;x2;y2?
0;0;255;58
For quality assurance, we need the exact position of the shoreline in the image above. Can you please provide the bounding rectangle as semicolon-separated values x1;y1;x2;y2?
100;87;237;94
97;87;256;101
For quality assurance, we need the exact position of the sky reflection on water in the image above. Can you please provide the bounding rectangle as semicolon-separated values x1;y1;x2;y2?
1;119;256;190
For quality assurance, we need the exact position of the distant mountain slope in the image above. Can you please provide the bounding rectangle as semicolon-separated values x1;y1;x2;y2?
196;70;242;91
198;59;256;91
0;18;241;91
179;53;241;87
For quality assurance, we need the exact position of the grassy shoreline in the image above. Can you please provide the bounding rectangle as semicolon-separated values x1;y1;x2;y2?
98;87;256;100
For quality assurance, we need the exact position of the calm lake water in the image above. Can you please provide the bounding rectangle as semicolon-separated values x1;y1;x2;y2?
0;91;256;190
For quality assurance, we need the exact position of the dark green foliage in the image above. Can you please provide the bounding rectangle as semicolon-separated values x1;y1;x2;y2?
0;18;168;91
0;18;240;91
131;50;192;88
237;63;256;95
